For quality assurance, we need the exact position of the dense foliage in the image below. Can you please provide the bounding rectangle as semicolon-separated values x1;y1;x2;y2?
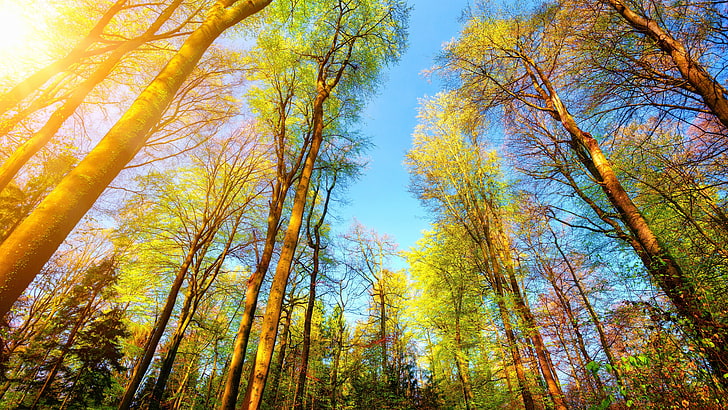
0;0;726;409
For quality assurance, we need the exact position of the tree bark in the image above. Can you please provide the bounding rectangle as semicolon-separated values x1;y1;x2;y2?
0;0;272;318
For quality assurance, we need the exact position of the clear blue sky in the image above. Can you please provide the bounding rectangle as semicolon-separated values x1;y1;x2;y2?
335;0;471;257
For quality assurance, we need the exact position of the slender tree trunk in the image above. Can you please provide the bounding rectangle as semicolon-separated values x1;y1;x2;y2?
241;80;330;410
549;229;626;395
453;321;474;410
539;257;606;400
30;290;101;409
527;57;728;388
219;184;288;409
150;221;237;409
329;325;343;410
507;270;568;410
294;177;334;410
492;273;536;410
171;361;194;410
269;308;293;404
203;339;221;409
147;294;196;410
0;0;272;318
293;251;319;410
118;232;205;410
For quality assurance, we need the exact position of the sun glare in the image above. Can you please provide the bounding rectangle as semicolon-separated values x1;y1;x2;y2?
0;1;53;80
0;3;31;53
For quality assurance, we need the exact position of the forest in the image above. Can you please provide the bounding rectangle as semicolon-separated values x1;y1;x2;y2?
0;0;726;408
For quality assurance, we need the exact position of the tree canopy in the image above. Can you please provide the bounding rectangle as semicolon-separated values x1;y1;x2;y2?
0;0;726;409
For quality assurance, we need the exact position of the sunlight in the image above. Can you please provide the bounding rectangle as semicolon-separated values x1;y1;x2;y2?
0;2;32;55
0;0;52;80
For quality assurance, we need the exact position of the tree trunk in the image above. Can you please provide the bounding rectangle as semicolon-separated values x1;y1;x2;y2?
378;284;388;376
241;79;330;410
149;220;237;409
492;273;536;410
147;293;196;410
269;307;293;404
540;257;606;400
293;249;319;410
0;0;272;318
506;268;568;410
118;233;204;410
453;319;474;410
329;324;343;410
30;288;101;409
219;181;290;409
294;176;334;410
549;229;626;396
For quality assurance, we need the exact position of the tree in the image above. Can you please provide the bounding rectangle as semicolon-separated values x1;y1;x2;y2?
240;0;407;407
408;226;489;410
0;253;128;409
439;4;728;388
116;133;266;409
293;147;352;410
0;0;272;317
406;92;569;409
218;32;313;408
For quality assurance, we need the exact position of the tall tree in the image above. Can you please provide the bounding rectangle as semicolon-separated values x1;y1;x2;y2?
0;0;272;317
116;134;266;409
240;0;407;408
293;145;355;410
408;226;488;410
218;35;312;409
439;4;728;388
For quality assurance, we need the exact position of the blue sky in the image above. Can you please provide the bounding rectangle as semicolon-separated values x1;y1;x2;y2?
335;0;471;257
